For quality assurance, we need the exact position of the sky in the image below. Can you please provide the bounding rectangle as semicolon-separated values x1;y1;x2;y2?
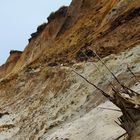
0;0;71;65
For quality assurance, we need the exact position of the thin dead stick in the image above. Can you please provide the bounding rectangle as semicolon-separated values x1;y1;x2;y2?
92;64;117;91
72;69;111;98
111;88;136;125
93;51;135;96
93;51;123;87
118;118;122;124
116;94;136;125
127;65;140;84
122;85;140;96
82;48;138;97
114;133;127;140
99;107;121;112
81;51;117;90
115;121;123;129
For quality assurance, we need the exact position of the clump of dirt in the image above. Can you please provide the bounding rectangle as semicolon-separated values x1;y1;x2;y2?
47;6;68;23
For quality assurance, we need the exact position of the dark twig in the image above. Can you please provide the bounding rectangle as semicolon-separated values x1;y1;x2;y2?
122;85;140;96
99;107;121;112
81;51;117;91
72;69;111;98
114;132;127;140
93;52;122;86
127;65;140;84
116;94;136;125
93;51;135;96
115;121;123;129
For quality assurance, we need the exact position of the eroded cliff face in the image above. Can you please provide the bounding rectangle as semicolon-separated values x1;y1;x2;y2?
0;0;140;140
2;0;139;77
0;50;22;78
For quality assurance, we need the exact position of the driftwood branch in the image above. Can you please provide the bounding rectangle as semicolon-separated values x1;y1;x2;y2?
73;50;140;139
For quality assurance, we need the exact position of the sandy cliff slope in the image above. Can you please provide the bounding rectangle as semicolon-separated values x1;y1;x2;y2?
0;45;140;140
0;0;140;139
0;0;139;77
